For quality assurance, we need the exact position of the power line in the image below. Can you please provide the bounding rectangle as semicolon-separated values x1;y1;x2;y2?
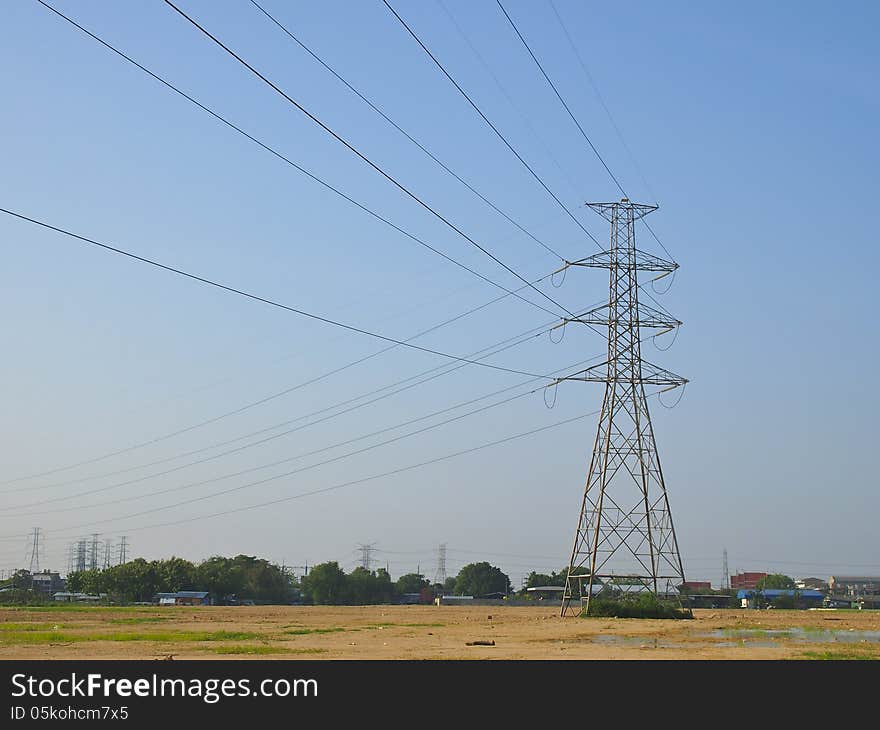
16;354;599;530
381;0;602;251
496;0;676;263
495;0;626;198
0;207;558;381
4;335;596;516
0;266;560;492
48;406;601;538
546;0;658;204
436;0;584;200
35;0;562;321
38;384;670;542
162;0;574;320
248;0;564;262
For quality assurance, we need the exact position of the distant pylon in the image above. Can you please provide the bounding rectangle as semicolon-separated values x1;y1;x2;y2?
722;548;729;590
89;533;100;571
28;527;42;574
560;199;687;616
433;543;447;586
358;543;376;571
76;539;87;572
117;536;128;565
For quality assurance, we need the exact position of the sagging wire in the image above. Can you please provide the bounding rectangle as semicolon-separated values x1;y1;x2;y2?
551;261;569;288
543;379;560;409
658;382;686;410
652;324;680;352
549;318;567;344
651;266;677;295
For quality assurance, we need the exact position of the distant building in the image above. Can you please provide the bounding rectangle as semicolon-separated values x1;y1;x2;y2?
737;589;824;609
730;572;767;590
681;581;712;591
829;576;880;596
795;577;828;591
156;591;211;606
31;571;65;595
53;592;103;602
526;586;565;596
435;595;474;605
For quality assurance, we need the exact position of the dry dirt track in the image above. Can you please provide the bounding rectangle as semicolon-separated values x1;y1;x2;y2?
1;605;879;660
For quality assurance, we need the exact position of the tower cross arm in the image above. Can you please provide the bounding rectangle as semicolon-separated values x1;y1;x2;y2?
564;248;678;273
554;360;688;387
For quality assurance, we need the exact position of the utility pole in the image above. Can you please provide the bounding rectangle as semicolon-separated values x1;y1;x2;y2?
28;527;42;574
560;199;687;616
433;543;447;587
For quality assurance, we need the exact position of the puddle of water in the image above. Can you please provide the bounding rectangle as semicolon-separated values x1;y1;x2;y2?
705;628;880;645
589;635;689;649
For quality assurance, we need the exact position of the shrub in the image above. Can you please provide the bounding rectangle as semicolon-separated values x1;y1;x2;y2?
583;592;692;619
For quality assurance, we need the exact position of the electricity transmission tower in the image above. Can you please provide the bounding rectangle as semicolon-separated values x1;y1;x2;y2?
103;539;114;569
560;199;687;616
28;528;42;574
67;539;88;573
433;543;447;586
358;543;376;571
117;536;128;566
722;548;729;590
89;534;100;572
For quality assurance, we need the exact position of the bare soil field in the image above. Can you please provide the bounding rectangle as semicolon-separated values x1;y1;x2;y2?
1;605;878;660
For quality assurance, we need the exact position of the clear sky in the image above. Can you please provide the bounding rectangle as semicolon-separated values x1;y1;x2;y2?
0;0;877;587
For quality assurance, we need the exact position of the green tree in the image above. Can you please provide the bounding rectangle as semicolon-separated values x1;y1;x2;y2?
454;562;511;597
441;576;457;594
301;561;347;605
102;559;159;602
345;567;394;605
756;574;796;590
525;572;558;589
156;557;197;592
196;557;245;602
10;569;34;591
396;573;429;594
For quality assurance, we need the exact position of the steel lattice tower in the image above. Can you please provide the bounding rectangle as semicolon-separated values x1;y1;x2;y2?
560;199;687;616
433;543;447;586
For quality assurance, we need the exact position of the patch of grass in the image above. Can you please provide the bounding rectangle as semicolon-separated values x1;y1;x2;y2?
0;629;262;645
723;628;775;638
583;593;693;620
799;650;880;661
284;648;327;654
0;632;70;645
210;645;289;655
284;627;347;635
0;623;61;632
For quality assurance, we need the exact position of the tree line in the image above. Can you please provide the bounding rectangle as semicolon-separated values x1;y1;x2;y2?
1;556;516;606
65;555;291;604
301;560;512;605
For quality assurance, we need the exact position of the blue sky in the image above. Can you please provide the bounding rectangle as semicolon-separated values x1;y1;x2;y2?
0;0;877;586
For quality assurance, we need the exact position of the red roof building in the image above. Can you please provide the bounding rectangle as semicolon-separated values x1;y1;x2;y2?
730;572;767;590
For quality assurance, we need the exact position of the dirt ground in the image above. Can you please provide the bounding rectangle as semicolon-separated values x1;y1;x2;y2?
1;605;879;660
